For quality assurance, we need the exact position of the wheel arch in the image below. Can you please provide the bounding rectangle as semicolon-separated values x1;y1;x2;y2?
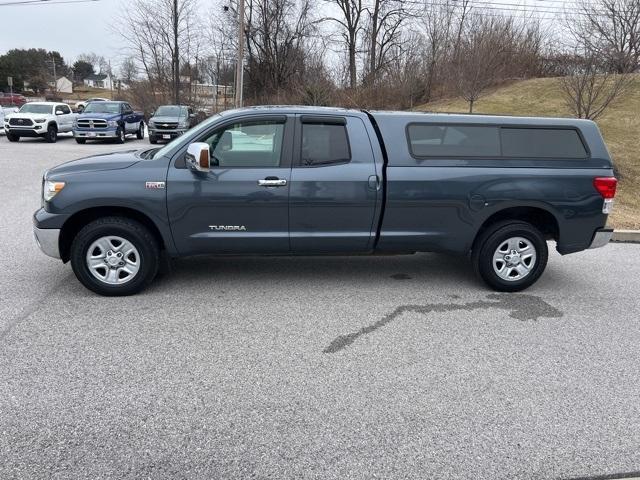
472;206;560;252
59;206;167;262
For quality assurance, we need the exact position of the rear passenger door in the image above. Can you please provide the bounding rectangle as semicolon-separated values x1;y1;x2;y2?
289;115;379;253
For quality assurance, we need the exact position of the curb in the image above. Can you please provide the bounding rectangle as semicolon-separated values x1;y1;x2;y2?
612;230;640;243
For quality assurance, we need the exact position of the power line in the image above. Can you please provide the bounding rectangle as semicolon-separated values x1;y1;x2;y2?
0;0;100;6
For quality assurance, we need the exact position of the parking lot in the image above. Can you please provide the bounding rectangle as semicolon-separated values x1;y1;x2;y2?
1;133;640;479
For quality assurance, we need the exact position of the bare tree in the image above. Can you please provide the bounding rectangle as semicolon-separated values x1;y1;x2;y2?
323;0;365;88
117;0;201;104
119;56;138;84
568;0;640;74
559;50;634;119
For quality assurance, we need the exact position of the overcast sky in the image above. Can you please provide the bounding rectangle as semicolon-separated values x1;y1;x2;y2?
0;0;138;61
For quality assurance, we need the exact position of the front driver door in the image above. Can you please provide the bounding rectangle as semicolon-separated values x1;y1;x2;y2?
167;115;293;254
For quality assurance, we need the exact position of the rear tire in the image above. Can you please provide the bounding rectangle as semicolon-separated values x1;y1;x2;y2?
70;217;160;296
136;122;145;139
7;132;19;142
45;124;57;143
472;220;548;292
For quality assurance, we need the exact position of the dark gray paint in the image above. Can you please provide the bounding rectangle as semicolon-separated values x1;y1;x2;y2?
35;106;614;261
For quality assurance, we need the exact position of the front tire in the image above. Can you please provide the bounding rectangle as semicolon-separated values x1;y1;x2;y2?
70;217;160;296
137;122;145;140
149;135;157;144
75;138;86;144
472;221;548;292
7;132;19;142
45;124;57;143
115;126;125;144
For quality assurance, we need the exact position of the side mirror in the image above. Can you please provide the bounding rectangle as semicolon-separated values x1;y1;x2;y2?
189;113;195;118
55;110;64;115
186;142;210;172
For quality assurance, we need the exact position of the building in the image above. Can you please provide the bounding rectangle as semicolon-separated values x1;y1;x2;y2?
83;74;114;90
54;76;73;94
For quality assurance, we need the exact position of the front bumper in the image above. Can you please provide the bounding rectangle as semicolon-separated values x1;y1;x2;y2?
149;129;186;139
33;226;61;259
5;125;46;137
588;228;613;249
74;128;119;139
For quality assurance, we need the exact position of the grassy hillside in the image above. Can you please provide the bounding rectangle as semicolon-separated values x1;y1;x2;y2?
418;76;640;229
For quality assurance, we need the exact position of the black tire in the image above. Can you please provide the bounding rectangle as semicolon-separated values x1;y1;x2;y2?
70;217;160;296
7;132;19;142
472;220;548;292
45;124;57;143
149;135;157;144
75;138;86;144
136;122;145;140
115;126;125;144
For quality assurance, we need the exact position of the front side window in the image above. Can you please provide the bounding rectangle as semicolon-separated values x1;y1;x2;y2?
201;120;285;168
408;124;500;157
58;104;71;114
300;122;351;166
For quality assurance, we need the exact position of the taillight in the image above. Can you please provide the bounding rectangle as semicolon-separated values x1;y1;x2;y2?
593;177;617;199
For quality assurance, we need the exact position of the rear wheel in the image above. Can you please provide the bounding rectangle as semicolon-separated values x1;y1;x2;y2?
136;122;145;139
70;217;160;296
45;124;57;143
7;132;19;142
472;220;548;292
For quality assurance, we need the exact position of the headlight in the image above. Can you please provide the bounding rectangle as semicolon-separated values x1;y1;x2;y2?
43;180;65;202
108;120;118;128
34;118;46;123
178;121;188;128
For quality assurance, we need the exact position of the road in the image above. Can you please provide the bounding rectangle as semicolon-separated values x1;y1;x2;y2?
1;134;639;480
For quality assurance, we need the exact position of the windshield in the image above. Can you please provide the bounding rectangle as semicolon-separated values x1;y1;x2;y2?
153;113;222;159
83;102;121;114
156;106;186;117
19;104;53;114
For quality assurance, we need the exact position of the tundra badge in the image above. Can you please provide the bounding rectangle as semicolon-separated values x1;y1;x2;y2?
145;181;165;189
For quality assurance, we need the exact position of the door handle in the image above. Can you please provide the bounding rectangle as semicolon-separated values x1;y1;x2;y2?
258;178;287;187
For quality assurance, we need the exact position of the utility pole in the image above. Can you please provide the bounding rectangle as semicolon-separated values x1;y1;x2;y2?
50;53;57;97
173;0;180;104
235;0;245;108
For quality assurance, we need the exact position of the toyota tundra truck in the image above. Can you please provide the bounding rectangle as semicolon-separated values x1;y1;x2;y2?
73;101;145;144
34;107;617;296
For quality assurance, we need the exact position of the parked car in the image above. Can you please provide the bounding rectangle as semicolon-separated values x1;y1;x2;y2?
0;92;27;107
0;106;19;135
75;97;109;113
73;101;145;144
34;106;617;296
4;102;77;143
148;105;197;144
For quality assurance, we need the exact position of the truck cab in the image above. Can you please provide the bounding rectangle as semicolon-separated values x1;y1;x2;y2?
73;101;145;144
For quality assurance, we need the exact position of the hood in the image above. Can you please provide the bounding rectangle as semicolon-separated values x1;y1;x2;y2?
47;150;140;176
150;115;184;123
6;112;50;120
77;112;121;120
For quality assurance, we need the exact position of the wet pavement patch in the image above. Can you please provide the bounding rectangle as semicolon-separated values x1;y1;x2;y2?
323;293;563;353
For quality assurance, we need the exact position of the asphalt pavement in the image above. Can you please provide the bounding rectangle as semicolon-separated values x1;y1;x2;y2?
1;133;639;480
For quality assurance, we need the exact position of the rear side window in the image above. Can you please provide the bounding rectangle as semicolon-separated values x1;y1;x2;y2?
300;123;351;166
501;128;587;158
407;124;500;157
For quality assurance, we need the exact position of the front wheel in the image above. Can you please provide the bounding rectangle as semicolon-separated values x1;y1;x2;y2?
70;217;160;296
75;138;86;144
115;126;125;144
7;132;19;142
472;221;548;292
45;124;57;143
136;122;145;139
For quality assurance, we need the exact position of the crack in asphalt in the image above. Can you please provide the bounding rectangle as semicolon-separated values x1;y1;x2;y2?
0;271;75;345
323;293;563;353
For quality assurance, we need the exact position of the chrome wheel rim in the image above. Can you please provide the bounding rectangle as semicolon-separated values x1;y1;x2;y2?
86;236;140;285
492;236;537;282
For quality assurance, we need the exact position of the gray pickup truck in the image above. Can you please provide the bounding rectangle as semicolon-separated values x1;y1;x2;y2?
34;106;616;296
148;105;196;144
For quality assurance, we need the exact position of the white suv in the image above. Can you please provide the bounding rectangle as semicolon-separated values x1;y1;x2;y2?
4;102;77;143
